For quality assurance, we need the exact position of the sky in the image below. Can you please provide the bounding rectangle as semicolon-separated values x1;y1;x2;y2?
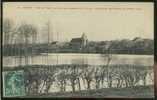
3;2;154;43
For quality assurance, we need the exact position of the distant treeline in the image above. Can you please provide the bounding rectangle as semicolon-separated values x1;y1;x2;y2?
3;18;154;56
3;37;153;56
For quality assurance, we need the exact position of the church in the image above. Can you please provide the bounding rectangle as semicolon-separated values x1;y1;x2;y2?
70;33;88;50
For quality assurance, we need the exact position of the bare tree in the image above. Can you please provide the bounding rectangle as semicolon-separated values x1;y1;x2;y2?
101;46;112;88
56;66;68;92
93;67;102;89
41;67;57;94
82;66;94;90
3;19;17;57
139;66;148;86
17;23;37;65
30;26;38;64
66;65;78;92
3;18;14;45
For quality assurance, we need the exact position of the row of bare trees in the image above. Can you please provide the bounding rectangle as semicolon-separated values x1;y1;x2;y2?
3;18;39;65
23;64;153;95
3;18;38;45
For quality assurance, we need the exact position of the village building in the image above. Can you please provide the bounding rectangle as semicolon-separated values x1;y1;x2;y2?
70;33;88;50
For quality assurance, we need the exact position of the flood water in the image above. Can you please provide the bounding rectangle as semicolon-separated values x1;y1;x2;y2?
3;53;154;93
3;53;154;67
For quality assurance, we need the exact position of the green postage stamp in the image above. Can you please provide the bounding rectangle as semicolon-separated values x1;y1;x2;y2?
3;70;26;97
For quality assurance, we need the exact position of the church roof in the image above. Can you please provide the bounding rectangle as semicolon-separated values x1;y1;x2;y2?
70;38;82;43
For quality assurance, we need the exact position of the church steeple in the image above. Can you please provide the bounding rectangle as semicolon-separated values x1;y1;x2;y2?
81;33;87;39
81;33;88;47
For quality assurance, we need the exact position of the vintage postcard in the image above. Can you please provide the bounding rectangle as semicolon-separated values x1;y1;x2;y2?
2;2;154;98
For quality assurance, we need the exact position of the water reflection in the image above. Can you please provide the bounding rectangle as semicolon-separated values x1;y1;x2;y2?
3;53;153;67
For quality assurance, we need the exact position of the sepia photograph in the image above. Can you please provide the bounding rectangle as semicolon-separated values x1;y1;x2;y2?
2;2;154;98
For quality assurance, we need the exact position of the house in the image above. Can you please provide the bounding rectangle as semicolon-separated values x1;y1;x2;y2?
132;37;143;42
51;41;58;45
70;33;88;50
